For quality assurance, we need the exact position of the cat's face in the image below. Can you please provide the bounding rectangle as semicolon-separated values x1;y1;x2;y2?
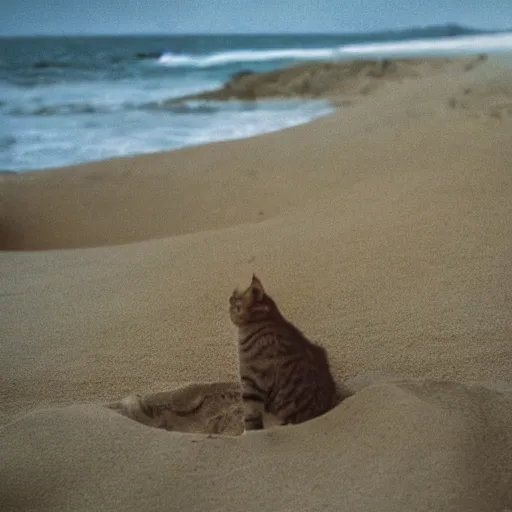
229;275;272;326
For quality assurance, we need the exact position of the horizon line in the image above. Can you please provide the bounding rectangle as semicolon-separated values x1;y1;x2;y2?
1;23;511;39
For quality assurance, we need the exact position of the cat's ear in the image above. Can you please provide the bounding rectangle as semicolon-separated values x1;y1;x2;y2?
250;274;265;301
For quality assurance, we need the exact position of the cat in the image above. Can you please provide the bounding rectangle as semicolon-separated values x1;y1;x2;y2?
229;274;338;431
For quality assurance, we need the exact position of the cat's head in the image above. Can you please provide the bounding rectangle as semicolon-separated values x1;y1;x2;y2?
229;274;276;326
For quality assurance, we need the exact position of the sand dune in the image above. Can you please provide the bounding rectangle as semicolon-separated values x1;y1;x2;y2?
1;54;512;511
2;380;512;511
172;55;486;102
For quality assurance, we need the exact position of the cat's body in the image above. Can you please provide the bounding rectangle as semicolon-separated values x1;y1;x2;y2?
229;275;337;431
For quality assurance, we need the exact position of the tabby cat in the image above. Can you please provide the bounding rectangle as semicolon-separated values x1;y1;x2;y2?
229;274;337;431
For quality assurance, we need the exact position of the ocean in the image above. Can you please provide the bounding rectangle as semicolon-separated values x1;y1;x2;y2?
2;27;512;172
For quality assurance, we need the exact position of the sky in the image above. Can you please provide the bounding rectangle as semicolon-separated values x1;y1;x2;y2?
1;0;512;36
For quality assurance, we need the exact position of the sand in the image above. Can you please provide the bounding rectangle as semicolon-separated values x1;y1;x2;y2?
173;55;487;102
1;54;512;511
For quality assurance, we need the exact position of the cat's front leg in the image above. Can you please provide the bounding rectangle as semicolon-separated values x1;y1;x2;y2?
240;376;266;430
243;401;264;430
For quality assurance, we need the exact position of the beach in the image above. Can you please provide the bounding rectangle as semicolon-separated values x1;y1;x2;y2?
1;53;512;511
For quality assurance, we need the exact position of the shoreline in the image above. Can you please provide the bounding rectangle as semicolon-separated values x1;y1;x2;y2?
3;98;336;176
1;53;492;176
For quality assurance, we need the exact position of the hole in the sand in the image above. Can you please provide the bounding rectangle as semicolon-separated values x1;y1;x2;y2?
107;381;352;436
108;382;246;436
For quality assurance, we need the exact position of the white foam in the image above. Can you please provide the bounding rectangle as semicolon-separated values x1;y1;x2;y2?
173;101;333;146
2;100;333;171
157;48;339;67
156;33;512;69
338;32;512;57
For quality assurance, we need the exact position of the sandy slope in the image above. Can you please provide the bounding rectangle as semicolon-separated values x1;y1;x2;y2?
2;381;512;512
1;55;512;511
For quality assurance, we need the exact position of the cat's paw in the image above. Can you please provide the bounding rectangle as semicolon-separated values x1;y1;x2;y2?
244;416;264;431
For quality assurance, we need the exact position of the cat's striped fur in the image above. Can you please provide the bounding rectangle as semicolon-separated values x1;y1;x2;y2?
229;275;337;431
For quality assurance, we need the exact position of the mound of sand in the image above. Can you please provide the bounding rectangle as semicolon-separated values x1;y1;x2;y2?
170;55;486;103
2;380;512;511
